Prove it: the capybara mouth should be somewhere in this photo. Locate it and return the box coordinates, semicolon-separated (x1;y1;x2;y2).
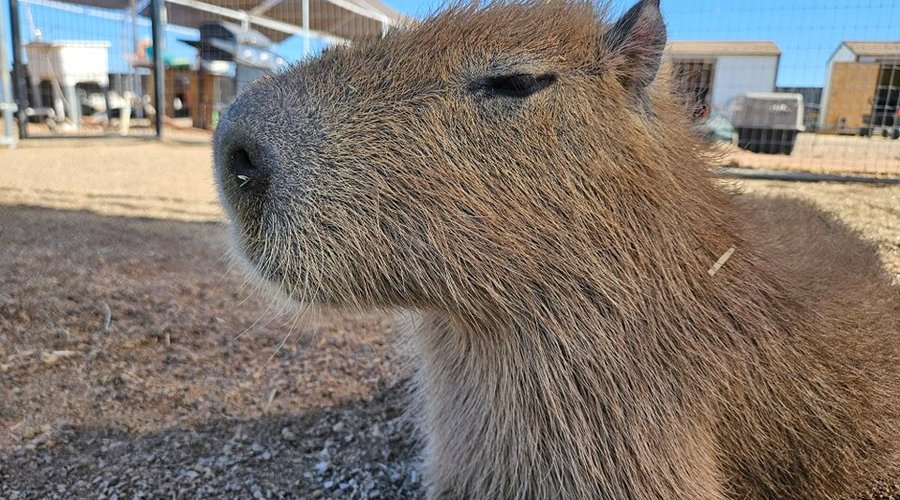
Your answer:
228;225;340;307
223;219;296;296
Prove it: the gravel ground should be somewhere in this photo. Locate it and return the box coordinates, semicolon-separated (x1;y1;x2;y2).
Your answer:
2;379;421;499
1;139;898;498
0;139;219;221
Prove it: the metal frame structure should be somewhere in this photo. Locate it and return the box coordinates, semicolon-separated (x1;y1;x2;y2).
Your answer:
150;0;166;136
9;0;30;140
5;0;400;140
672;58;716;119
162;0;350;44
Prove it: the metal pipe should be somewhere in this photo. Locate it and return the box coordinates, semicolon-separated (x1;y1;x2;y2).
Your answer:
150;0;165;138
324;0;391;25
714;167;900;186
163;0;346;44
0;0;19;147
130;0;143;119
302;0;309;57
248;0;283;17
8;0;29;138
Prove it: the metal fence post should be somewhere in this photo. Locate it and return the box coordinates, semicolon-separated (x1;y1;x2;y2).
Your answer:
0;0;18;148
8;0;28;139
302;0;310;57
150;0;165;139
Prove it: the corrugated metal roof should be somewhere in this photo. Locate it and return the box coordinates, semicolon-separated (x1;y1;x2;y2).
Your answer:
664;41;781;57
843;41;900;58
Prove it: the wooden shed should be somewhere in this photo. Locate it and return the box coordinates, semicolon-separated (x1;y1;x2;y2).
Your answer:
819;41;900;134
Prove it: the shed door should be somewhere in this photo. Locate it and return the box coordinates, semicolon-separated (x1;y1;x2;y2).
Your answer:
825;62;880;130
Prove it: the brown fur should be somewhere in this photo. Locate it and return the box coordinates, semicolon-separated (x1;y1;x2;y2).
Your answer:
213;1;900;498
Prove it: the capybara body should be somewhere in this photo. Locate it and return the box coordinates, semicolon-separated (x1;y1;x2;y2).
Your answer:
213;1;900;498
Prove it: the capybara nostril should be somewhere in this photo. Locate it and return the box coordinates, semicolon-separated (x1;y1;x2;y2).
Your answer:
230;148;255;182
227;147;267;191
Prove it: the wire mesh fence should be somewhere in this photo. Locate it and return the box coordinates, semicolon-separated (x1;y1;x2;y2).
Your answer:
658;1;899;175
1;0;898;175
2;0;397;141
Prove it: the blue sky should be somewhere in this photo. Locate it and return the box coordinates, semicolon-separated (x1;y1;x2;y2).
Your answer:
2;0;898;89
384;0;900;88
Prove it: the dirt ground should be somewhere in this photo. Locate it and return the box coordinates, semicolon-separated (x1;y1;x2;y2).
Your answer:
0;139;898;498
0;138;220;222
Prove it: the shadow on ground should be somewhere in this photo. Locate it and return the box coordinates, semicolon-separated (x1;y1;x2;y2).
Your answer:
1;383;422;499
0;205;418;498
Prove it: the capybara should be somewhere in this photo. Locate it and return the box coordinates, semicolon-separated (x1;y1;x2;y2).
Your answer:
213;1;900;498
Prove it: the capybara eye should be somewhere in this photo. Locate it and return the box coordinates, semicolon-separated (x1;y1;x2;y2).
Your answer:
473;73;557;98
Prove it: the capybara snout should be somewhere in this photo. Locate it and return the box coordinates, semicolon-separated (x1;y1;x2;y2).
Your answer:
216;0;671;310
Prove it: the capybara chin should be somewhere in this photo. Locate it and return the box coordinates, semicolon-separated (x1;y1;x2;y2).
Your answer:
212;0;899;498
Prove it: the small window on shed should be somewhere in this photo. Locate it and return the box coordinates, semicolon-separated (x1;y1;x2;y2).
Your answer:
871;63;900;129
673;59;716;121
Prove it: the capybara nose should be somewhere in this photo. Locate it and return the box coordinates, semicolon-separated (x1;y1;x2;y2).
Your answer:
214;115;272;199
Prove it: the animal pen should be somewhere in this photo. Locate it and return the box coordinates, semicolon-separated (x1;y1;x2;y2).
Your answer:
1;0;401;141
0;2;898;499
1;0;899;176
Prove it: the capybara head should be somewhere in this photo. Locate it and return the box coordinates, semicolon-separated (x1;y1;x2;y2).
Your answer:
213;0;703;318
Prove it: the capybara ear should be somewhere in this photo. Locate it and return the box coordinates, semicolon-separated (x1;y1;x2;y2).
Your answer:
604;0;666;94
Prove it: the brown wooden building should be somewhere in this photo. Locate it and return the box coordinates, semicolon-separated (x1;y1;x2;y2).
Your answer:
819;41;900;133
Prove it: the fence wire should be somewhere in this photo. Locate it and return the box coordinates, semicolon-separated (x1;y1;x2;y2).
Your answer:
1;0;898;175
